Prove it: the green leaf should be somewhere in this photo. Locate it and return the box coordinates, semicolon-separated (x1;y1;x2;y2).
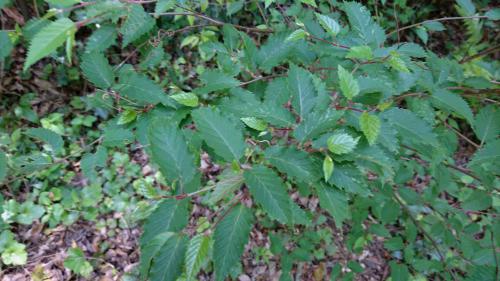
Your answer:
155;0;175;14
120;5;155;47
289;65;316;118
26;128;64;152
469;139;500;168
149;234;188;281
359;112;381;145
214;204;253;281
338;65;359;100
148;121;197;186
192;108;246;162
197;70;240;94
342;2;386;46
316;185;349;226
462;190;492;211
115;72;172;106
0;151;6;182
346;45;373;60
1;242;27;266
244;165;292;223
240;117;267;131
431;89;474;125
294;110;344;143
171;92;199;107
387;52;410;73
285;29;307;42
64;247;93;278
315;13;341;36
264;146;320;183
0;31;13;60
381;108;439;146
117;109;137;125
208;169;244;205
485;8;500;20
24;18;76;71
80;52;114;89
85;24;117;52
323;155;334;182
139;232;173;280
473;105;500;144
185;234;211;281
327;133;359;154
141;199;189;244
389;261;409;281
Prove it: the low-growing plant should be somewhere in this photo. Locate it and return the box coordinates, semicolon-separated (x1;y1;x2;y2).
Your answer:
0;0;499;280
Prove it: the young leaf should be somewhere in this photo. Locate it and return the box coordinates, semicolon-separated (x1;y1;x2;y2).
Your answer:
185;234;211;281
120;5;155;47
214;204;253;281
346;45;373;60
192;108;246;162
316;185;349;226
24;18;76;71
141;199;189;244
387;52;410;73
171;92;199;107
338;65;359;100
315;13;341;36
149;234;188;281
285;29;307;42
80;52;114;89
359;112;381;145
327;133;359;154
289;64;316;118
244;165;292;223
323;155;334;182
148;121;197;186
64;247;93;278
240;117;267;131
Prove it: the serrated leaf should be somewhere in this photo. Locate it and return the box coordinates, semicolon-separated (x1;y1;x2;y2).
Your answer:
24;18;76;71
473;105;500;144
359;112;381;145
285;29;307;42
139;232;174;280
264;146;320;183
431;89;474;125
469;139;500;168
26;128;64;152
214;204;253;281
115;72;172;106
244;165;292;223
240;117;267;131
346;45;373;60
316;13;341;36
316;185;349;226
185;234;211;281
0;31;13;60
117;109;137;125
208;169;243;205
197;70;240;94
155;0;175;14
294;110;344;143
141;199;189;244
323;155;334;182
390;262;409;281
342;2;386;46
338;65;359;100
120;5;155;47
85;24;117;52
257;33;295;72
80;52;114;89
289;64;316;118
149;234;188;281
0;151;7;182
171;92;199;107
192;108;246;162
381;108;438;146
387;52;409;73
63;247;93;278
148;121;197;186
327;133;359;154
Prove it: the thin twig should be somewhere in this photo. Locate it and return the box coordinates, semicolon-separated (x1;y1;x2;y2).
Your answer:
387;16;489;37
442;119;480;149
239;74;285;87
460;44;500;64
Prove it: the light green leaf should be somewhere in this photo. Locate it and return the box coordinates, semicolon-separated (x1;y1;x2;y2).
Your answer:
285;29;307;42
387;51;409;73
171;92;199;107
149;234;188;281
214;204;253;281
197;70;240;94
300;0;316;7
148;121;197;185
431;89;474;125
80;52;114;89
64;247;93;278
244;165;292;223
120;5;155;47
185;234;211;281
24;18;76;71
346;45;373;60
323;155;334;182
117;109;137;125
338;65;359;100
264;146;320;183
316;185;349;226
240;117;267;131
289;64;316;118
485;8;500;20
473;105;500;144
26;128;64;152
327;133;359;154
208;169;244;205
359;112;381;145
316;13;341;36
141;198;189;244
192;108;246;162
1;242;27;266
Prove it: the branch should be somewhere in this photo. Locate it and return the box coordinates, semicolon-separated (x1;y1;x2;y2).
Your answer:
460;44;500;64
386;16;489;37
